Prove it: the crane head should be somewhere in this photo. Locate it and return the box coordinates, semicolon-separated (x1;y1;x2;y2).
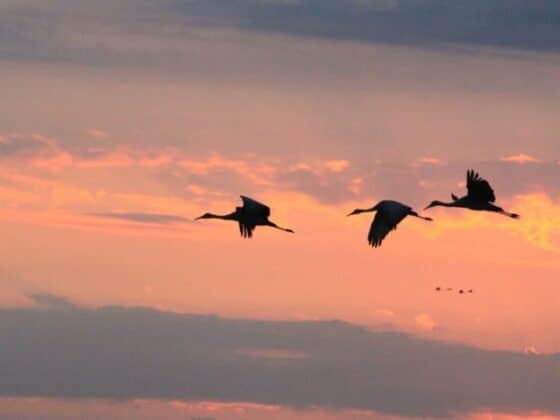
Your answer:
194;212;213;220
424;200;442;210
347;205;377;216
347;209;364;216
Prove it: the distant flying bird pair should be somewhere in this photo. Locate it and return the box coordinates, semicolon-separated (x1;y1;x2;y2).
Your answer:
195;170;519;247
436;287;473;294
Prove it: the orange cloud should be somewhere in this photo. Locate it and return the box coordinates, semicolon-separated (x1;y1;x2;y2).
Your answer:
524;345;539;355
236;347;309;360
416;156;442;166
424;193;560;253
31;151;73;171
179;154;276;186
86;129;108;139
324;159;350;172
288;162;316;174
76;151;134;168
348;176;363;195
415;314;436;330
469;412;558;420
500;154;541;164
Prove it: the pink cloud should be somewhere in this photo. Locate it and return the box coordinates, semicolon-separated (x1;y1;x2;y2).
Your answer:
324;159;350;173
76;151;134;168
523;345;539;355
416;157;442;166
348;176;363;195
86;129;108;140
179;154;277;186
500;154;540;164
236;347;309;360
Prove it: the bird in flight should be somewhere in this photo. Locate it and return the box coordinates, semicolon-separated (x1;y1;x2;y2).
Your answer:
347;200;432;248
458;289;474;295
425;170;519;218
435;287;455;292
195;195;294;238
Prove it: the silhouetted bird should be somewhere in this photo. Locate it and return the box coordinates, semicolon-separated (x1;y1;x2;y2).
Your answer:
195;196;294;238
459;289;464;294
435;287;441;291
425;170;519;219
347;200;432;248
468;289;473;293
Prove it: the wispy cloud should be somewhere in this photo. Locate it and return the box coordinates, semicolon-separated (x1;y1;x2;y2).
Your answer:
90;212;191;225
501;154;541;164
236;347;310;360
416;157;443;166
324;160;350;173
27;292;76;309
86;129;108;140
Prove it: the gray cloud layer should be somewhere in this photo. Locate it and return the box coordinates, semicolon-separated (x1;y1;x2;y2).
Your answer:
1;0;560;71
91;212;191;225
26;293;76;309
1;296;559;418
172;0;560;52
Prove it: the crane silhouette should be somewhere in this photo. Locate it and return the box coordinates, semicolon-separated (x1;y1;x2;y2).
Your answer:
435;287;454;292
425;170;519;218
195;195;294;238
347;200;432;248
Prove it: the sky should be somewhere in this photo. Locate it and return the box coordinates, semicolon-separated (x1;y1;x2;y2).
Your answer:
0;1;559;419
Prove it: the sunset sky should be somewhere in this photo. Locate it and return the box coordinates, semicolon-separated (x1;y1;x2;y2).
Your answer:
1;1;560;419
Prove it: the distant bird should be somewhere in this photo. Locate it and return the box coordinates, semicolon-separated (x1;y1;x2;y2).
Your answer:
468;289;473;293
459;289;464;294
347;200;433;248
425;169;519;218
436;287;455;292
195;195;294;238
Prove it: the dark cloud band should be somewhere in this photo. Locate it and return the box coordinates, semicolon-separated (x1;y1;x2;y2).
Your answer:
1;297;559;418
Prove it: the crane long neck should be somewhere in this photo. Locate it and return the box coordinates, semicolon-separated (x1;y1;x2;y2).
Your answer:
358;205;378;213
205;211;239;220
436;201;455;207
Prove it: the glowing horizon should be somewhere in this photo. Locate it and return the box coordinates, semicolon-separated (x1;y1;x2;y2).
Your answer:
1;1;559;418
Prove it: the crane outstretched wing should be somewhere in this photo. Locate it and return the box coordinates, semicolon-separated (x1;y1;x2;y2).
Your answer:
368;211;399;247
466;170;495;203
238;222;255;238
240;195;271;217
